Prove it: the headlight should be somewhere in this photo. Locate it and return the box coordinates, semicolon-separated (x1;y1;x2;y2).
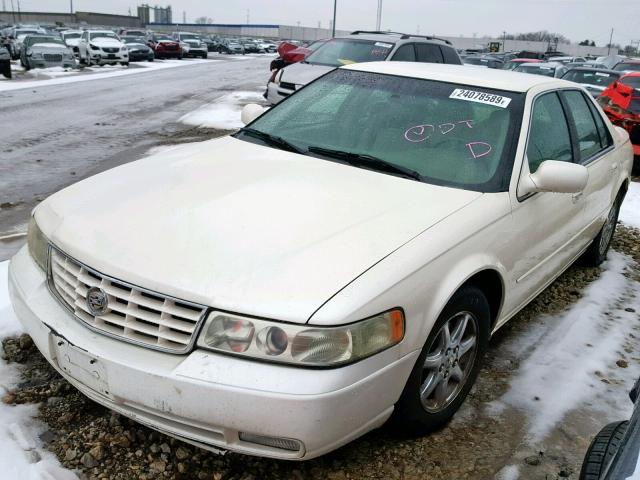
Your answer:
197;309;404;367
27;217;48;272
121;46;128;52
89;44;100;50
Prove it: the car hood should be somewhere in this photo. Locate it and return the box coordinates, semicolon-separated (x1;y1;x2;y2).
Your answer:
91;38;122;48
280;61;335;86
127;43;148;50
37;137;482;323
30;44;68;52
64;38;80;47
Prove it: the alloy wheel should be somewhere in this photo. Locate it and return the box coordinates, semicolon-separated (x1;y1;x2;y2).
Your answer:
420;311;478;413
598;202;618;256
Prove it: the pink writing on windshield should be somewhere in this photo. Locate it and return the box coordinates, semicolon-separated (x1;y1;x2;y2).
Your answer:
466;142;492;159
404;120;474;143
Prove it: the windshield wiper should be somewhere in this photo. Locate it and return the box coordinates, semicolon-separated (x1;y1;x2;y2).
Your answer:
238;128;304;154
307;146;423;181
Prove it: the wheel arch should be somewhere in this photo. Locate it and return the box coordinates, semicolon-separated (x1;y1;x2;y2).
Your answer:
459;269;504;331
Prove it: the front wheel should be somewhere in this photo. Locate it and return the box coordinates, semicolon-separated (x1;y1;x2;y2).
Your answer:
581;195;622;267
392;285;490;434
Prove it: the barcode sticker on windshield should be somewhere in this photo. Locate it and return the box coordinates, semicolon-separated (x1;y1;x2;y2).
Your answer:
374;42;393;48
450;89;512;108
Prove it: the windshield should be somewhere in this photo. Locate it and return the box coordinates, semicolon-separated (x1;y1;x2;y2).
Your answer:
614;63;640;72
63;32;81;39
122;37;144;44
621;77;640;90
514;65;556;77
305;39;394;67
27;36;64;46
90;32;118;41
238;69;524;192
465;57;490;66
180;34;200;40
155;36;172;41
562;70;618;87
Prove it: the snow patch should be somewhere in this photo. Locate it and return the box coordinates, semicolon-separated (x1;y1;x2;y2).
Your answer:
620;181;640;229
179;90;265;130
0;58;217;92
495;464;519;480
500;251;640;442
0;261;76;478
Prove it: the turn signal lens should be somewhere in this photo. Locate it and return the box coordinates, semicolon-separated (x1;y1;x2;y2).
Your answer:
200;315;255;353
197;309;404;367
27;217;48;272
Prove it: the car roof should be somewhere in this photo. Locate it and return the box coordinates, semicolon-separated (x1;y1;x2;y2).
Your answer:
342;62;567;92
517;62;561;68
565;67;619;74
338;31;451;46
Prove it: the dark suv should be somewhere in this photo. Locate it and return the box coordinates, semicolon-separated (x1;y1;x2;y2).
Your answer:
266;30;462;104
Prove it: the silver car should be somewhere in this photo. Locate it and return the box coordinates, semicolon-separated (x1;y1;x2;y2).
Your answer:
20;34;75;70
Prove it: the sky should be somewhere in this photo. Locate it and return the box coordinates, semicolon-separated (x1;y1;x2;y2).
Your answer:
8;0;640;47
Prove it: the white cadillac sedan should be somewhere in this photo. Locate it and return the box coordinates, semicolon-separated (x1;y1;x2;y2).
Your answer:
8;63;633;460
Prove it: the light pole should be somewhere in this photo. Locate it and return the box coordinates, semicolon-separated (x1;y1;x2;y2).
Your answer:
332;0;337;38
376;0;383;31
70;0;73;14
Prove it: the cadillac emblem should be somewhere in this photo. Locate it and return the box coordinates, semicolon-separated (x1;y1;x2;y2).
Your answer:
86;287;109;316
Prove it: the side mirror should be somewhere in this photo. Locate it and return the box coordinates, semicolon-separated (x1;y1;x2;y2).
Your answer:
520;160;588;195
241;103;265;125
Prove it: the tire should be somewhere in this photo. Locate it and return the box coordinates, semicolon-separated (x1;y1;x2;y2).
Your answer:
392;285;490;435
579;421;628;480
581;194;622;267
120;62;129;67
1;61;11;79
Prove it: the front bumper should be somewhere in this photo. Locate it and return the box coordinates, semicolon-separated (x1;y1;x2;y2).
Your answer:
28;59;75;69
128;51;154;61
8;246;417;460
90;50;128;64
183;47;207;57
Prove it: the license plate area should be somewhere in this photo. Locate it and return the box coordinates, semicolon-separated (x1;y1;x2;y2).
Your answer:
52;334;110;397
107;54;116;59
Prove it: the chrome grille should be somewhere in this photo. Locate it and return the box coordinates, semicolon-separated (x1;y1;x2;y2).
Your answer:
43;54;63;62
102;47;119;53
49;248;207;353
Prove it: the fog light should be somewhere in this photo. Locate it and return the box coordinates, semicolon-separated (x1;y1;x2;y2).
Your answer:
239;432;302;452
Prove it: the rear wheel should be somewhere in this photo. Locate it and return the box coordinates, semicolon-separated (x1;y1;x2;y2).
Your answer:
579;421;628;480
392;285;490;434
581;194;622;267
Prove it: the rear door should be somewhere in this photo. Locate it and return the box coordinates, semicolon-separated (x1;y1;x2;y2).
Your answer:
559;89;618;240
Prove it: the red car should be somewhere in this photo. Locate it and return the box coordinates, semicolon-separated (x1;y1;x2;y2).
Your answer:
598;72;640;172
147;34;182;60
269;40;327;82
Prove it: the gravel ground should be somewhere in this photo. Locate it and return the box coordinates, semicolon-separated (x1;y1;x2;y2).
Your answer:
2;223;639;480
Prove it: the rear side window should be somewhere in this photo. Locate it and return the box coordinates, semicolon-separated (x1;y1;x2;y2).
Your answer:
391;44;415;62
415;43;444;63
441;46;461;65
527;92;573;173
585;97;613;149
561;90;604;162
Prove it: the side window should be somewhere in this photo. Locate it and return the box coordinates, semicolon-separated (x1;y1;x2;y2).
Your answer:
415;43;444;64
527;92;573;173
585;95;613;149
561;90;603;162
441;46;461;65
391;44;415;62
